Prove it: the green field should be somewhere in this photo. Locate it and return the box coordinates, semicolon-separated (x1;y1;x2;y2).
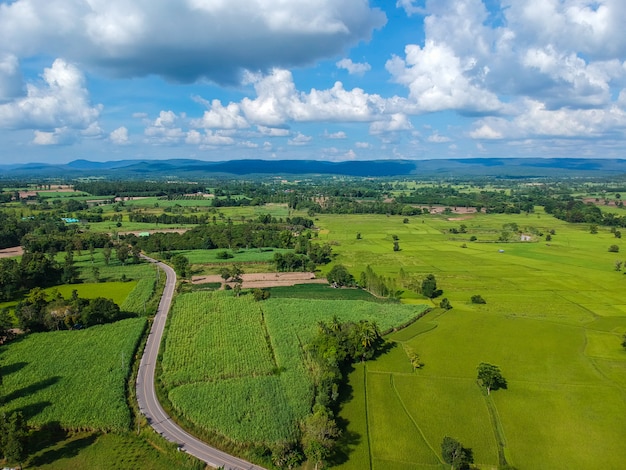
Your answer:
0;318;146;431
318;211;626;470
160;290;427;446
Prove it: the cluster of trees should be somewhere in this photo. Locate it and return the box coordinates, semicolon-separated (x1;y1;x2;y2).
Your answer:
73;181;203;197
12;288;125;333
129;217;315;253
301;317;383;468
359;265;401;298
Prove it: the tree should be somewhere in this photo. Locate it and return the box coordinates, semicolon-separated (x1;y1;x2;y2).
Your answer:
477;362;507;394
327;264;354;287
171;253;190;278
471;294;486;304
608;244;620;253
0;411;28;467
301;408;340;470
393;241;400;251
622;334;626;350
441;436;473;470
252;288;271;301
421;274;441;298
102;244;112;265
440;298;452;310
116;244;130;264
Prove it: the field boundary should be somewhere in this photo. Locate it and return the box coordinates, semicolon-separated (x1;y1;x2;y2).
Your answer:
390;374;443;465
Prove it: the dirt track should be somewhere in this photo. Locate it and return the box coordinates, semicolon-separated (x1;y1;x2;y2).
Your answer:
192;272;327;289
0;246;23;258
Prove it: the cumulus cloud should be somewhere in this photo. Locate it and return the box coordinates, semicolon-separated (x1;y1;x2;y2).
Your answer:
288;132;312;146
325;130;347;139
386;40;502;114
427;133;452;143
191;100;249;129
336;58;371;75
0;58;101;131
239;69;385;126
110;126;129;145
0;54;23;101
0;0;386;84
369;113;413;135
470;99;626;140
145;110;185;144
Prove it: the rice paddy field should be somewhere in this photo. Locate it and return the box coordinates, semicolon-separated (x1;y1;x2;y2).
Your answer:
316;210;626;470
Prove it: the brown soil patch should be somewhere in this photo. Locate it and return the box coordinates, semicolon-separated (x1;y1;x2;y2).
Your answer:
192;272;327;289
118;228;190;236
0;246;23;258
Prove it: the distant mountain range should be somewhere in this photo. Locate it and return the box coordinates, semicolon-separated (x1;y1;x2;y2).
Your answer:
1;158;626;179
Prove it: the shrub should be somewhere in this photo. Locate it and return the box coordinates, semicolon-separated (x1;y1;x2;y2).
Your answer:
216;250;234;259
440;298;452;310
609;245;620;253
471;294;486;304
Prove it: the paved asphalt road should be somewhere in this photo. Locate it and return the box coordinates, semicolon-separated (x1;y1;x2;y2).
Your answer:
136;255;266;470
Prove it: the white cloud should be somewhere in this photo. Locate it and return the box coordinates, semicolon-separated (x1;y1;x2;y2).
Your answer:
355;141;372;148
0;58;101;131
386;40;502;114
288;132;312;146
257;125;291;137
191;100;249;129
325;130;347;139
110;126;129;145
369;113;413;135
470;99;626;140
145;110;185;144
0;54;23;101
33;127;73;145
0;0;386;84
336;58;371;75
240;68;385;126
427;133;452;143
185;129;235;147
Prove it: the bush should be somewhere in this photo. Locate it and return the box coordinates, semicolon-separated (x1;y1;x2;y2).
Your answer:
440;298;452;310
252;288;271;301
216;250;234;259
609;245;620;253
471;294;486;304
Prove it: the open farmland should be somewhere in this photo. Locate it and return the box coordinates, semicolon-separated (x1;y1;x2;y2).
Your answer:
315;211;626;470
160;290;427;447
0;318;146;431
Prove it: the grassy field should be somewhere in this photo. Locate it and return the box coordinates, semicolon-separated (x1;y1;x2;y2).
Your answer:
318;210;626;470
160;290;427;447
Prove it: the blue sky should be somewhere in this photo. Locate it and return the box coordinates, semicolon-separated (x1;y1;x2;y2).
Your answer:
1;0;626;164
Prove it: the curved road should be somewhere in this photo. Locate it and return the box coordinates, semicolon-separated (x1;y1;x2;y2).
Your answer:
136;255;265;470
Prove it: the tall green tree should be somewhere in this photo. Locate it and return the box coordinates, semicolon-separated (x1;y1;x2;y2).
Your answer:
441;436;473;470
301;408;340;470
171;254;190;278
421;274;441;298
0;411;28;467
477;362;507;394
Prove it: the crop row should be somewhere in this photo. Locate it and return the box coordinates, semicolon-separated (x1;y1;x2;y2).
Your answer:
161;292;276;388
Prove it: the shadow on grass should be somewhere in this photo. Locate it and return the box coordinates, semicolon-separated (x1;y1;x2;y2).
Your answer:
0;360;28;376
14;400;53;421
29;431;98;467
330;362;363;467
2;376;61;405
